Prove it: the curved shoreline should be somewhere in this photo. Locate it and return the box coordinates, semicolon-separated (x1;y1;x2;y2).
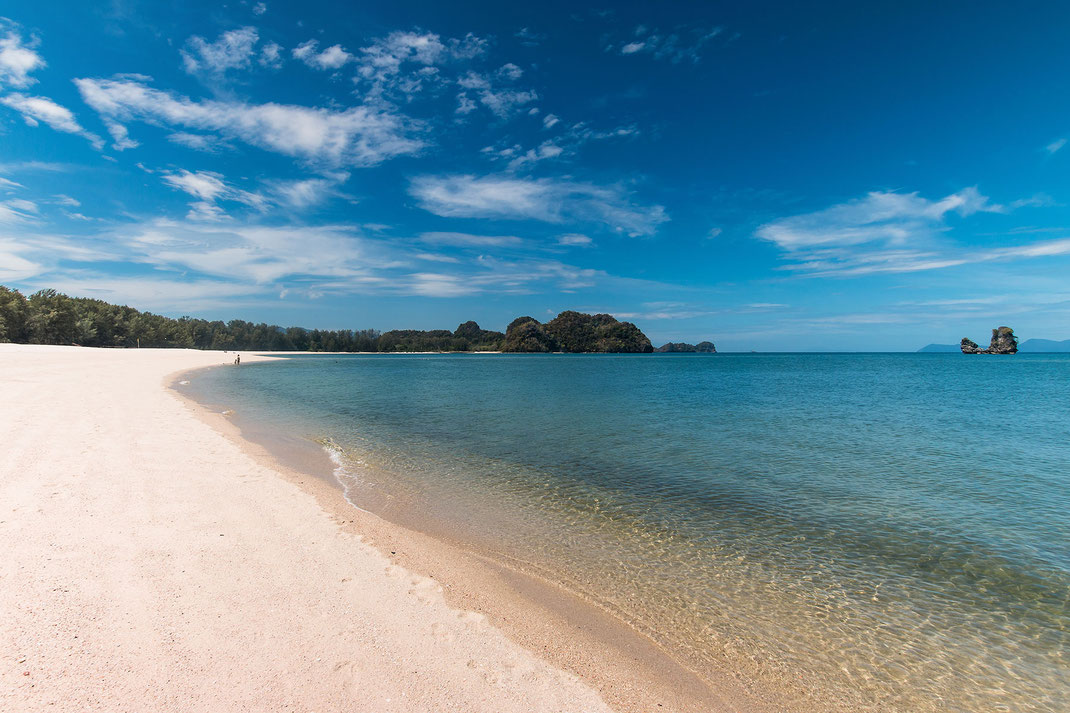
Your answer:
170;355;778;713
1;345;614;713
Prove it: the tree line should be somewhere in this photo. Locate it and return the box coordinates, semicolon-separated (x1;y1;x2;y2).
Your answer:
0;286;658;353
0;285;380;351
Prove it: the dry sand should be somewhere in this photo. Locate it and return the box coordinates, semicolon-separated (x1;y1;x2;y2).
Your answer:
0;345;619;712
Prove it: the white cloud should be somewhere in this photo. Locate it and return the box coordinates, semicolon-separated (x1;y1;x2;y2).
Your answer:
0;23;44;88
456;69;537;118
0;234;45;280
756;187;1068;276
1045;138;1066;155
104;120;138;150
557;233;592;246
181;27;260;76
356;30;486;98
268;174;349;208
0;176;22;190
161;169;266;220
506;141;563;169
0;160;71;173
707;227;722;239
419;231;524;247
614;307;716;320
6;212;629;302
293;40;352;70
347;29;495;103
162;170;228;201
252;2;267;15
0;198;39;223
259;41;283;69
185;200;228;221
358;31;445;84
484;122;639;169
515;28;545;46
498;63;523;80
111;219;391;284
409;174;668;236
75;76;424;167
0;93;103;149
46;275;265;311
455;93;477;115
167;131;227;152
757;187;1001;252
615;26;723;63
404;272;477;297
542;113;559;129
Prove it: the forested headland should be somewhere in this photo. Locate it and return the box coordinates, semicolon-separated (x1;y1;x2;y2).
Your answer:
0;286;655;353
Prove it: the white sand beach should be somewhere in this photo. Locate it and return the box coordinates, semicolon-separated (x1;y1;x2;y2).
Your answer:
0;345;619;712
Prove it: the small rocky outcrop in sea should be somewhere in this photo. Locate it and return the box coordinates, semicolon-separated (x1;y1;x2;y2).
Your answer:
656;341;717;353
960;327;1018;354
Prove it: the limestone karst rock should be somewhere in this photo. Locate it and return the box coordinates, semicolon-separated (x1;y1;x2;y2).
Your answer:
987;326;1018;354
961;327;1018;354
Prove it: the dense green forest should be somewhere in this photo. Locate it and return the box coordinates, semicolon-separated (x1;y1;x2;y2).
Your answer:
0;286;655;353
501;312;653;353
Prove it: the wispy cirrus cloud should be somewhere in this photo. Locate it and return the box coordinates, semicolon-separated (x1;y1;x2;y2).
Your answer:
267;173;350;209
557;233;592;247
160;169;266;221
75;76;424;167
409;174;667;236
758;187;1001;251
483;121;639;170
8;214;623;304
612;24;725;63
0;197;39;224
167;131;229;152
0;93;103;149
757;187;1070;276
419;231;524;247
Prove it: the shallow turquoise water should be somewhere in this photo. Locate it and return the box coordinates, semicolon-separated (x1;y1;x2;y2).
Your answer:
192;353;1070;712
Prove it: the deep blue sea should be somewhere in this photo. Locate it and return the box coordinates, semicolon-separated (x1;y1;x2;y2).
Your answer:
190;353;1070;712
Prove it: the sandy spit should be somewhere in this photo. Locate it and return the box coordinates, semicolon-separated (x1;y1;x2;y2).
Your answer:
0;345;614;712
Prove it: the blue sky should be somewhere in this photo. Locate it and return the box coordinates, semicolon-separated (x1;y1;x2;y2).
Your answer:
2;1;1070;350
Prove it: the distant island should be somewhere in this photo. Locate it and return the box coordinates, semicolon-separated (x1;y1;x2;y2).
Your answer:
0;285;663;354
917;343;962;353
1015;338;1070;352
919;331;1070;353
655;341;716;353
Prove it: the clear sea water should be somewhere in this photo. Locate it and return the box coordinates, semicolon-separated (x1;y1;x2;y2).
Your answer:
191;353;1069;712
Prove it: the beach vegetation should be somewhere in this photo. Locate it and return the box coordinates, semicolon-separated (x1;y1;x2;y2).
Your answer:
0;285;656;354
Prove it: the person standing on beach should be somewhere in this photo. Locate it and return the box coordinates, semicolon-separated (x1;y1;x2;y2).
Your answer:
234;354;240;365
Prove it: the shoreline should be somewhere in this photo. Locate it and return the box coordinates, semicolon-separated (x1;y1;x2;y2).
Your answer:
1;345;615;712
172;357;777;713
